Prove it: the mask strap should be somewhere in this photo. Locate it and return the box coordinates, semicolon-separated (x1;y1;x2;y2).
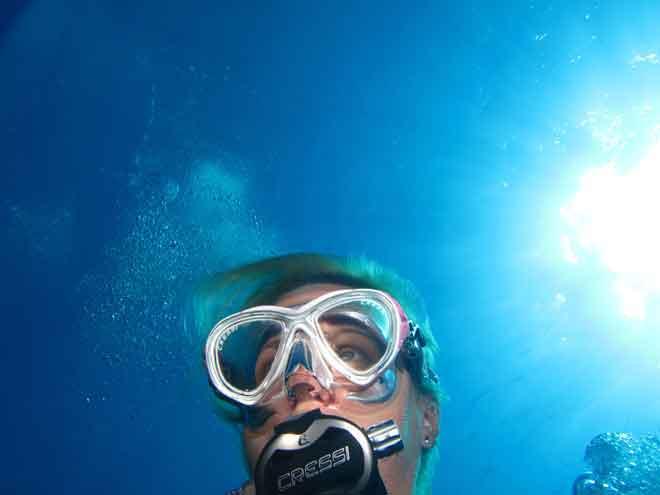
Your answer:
401;321;439;385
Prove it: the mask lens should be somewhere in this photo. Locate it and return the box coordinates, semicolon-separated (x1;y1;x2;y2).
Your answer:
319;299;392;371
216;319;284;392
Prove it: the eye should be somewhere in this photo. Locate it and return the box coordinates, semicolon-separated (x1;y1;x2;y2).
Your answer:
338;347;362;362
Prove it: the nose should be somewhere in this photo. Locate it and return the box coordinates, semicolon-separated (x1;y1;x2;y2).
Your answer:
286;371;328;403
284;339;332;405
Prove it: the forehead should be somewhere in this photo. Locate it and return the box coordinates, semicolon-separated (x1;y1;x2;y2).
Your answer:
273;283;354;308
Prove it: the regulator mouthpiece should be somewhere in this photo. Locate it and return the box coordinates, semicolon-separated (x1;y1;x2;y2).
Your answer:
253;409;403;495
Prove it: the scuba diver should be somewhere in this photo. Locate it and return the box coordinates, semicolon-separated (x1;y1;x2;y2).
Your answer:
192;253;444;495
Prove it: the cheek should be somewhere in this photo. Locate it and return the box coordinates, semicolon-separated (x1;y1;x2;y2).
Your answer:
383;372;423;451
241;400;293;471
375;374;424;489
242;430;268;472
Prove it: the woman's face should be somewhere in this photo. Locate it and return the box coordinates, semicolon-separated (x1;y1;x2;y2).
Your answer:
240;283;439;495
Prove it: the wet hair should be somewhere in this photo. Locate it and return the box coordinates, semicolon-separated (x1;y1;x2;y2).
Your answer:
189;253;446;494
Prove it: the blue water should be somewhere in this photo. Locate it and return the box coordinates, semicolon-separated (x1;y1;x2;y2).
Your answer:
3;1;660;494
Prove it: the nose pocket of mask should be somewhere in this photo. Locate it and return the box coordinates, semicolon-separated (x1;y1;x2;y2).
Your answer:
285;337;315;380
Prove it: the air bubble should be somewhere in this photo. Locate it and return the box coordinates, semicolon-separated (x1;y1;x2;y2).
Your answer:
163;179;180;203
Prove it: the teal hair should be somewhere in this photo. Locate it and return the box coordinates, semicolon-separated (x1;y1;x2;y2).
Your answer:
189;253;446;494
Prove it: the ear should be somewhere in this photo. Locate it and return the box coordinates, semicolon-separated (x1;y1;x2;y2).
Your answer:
418;394;440;449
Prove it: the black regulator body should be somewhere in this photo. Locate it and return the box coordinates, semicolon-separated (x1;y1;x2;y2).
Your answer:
252;409;403;495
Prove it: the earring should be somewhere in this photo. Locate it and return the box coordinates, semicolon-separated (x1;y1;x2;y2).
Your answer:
423;437;433;447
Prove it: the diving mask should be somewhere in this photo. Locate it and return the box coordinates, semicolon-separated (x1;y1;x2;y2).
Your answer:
204;289;425;408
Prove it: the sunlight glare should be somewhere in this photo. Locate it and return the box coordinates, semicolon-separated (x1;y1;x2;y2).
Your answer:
562;142;660;319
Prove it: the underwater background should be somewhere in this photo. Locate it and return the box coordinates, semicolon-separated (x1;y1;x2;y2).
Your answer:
3;1;660;494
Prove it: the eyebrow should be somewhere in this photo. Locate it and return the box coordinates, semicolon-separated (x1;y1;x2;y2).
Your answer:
320;313;387;348
321;312;376;329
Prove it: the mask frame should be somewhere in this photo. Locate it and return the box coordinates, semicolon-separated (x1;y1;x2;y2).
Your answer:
205;289;410;407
